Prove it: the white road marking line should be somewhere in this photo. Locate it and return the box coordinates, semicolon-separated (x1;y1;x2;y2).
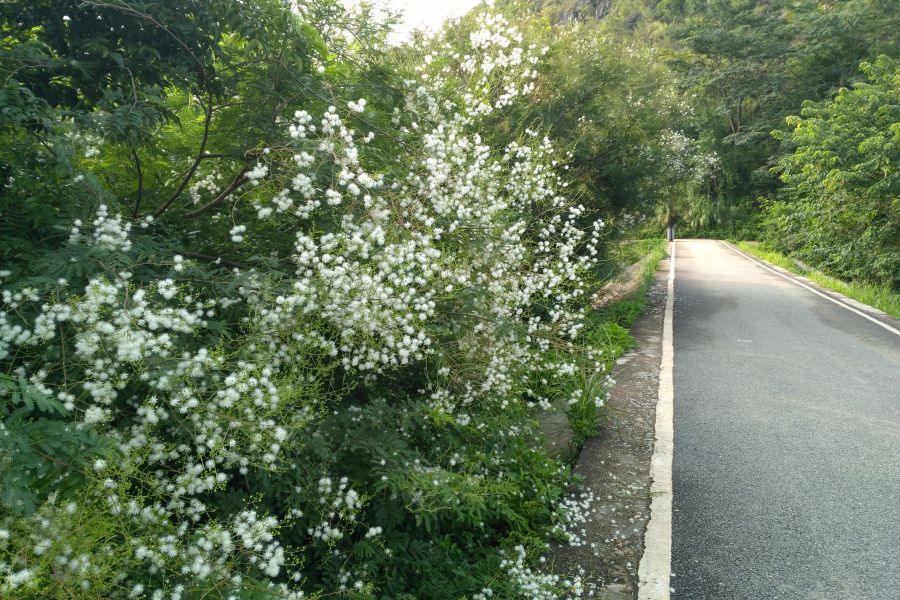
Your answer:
638;241;675;600
720;241;900;338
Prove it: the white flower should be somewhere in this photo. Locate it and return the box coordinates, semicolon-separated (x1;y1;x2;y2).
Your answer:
84;406;108;424
0;15;607;596
229;225;247;243
347;98;367;113
247;164;268;185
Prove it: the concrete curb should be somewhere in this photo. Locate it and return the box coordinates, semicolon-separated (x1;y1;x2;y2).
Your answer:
593;252;656;309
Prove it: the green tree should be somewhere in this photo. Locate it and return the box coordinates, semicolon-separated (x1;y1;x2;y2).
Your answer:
0;0;336;273
457;6;697;232
771;56;900;287
666;0;799;195
666;0;900;202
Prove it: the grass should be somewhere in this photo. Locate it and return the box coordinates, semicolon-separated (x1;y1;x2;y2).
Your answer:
635;239;668;293
557;237;669;454
587;322;637;371
733;241;900;320
619;238;667;265
556;364;613;447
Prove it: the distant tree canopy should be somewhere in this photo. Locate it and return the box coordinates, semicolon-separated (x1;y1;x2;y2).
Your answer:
525;0;900;282
662;0;900;199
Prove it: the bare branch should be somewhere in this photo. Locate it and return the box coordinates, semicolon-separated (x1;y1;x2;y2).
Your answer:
183;166;250;219
2;63;50;89
131;148;143;219
152;96;213;219
183;252;243;270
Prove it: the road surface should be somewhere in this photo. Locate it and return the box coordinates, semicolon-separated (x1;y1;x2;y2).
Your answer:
671;239;900;600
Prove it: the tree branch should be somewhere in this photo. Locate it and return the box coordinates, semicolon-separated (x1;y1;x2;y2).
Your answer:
29;446;88;477
183;166;250;219
31;133;57;158
183;252;243;270
80;1;210;90
78;1;218;221
152;95;213;219
116;65;138;112
2;63;51;89
131;148;143;219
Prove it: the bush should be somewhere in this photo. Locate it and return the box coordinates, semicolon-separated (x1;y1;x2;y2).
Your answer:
771;56;900;289
0;6;614;598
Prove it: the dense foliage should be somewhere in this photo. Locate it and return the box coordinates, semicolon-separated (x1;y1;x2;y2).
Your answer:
8;0;898;596
535;0;898;252
0;1;699;598
549;0;900;286
663;0;900;199
770;56;900;287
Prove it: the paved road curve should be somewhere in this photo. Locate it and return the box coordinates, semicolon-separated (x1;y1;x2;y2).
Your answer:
671;239;900;600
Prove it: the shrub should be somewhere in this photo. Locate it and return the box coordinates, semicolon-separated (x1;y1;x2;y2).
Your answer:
0;7;607;598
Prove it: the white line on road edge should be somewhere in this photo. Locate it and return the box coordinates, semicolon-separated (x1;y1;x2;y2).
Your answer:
638;241;675;600
720;241;900;338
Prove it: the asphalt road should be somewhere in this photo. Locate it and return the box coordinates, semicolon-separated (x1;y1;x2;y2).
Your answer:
671;239;900;600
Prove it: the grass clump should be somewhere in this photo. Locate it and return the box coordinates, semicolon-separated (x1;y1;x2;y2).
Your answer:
733;241;798;272
618;238;667;265
734;241;900;320
588;322;637;369
556;363;614;447
596;300;646;329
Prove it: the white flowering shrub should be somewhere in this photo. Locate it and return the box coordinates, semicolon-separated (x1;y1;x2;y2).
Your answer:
0;7;626;600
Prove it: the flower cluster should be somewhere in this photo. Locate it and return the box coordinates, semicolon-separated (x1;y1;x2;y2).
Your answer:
66;204;133;252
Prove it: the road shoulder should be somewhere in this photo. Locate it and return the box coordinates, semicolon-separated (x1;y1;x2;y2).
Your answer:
551;248;671;599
